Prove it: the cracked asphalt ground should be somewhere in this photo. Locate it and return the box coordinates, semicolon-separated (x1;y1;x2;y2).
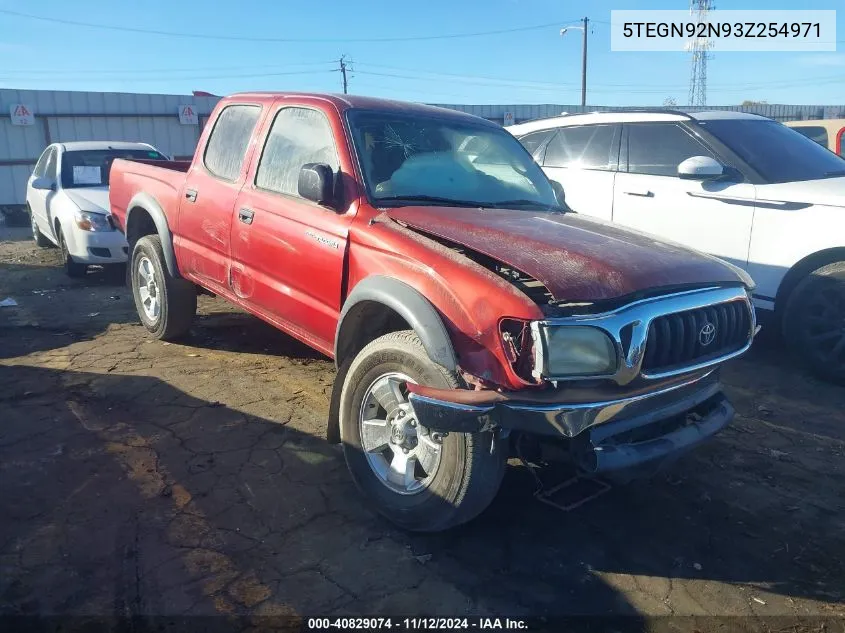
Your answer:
1;222;844;631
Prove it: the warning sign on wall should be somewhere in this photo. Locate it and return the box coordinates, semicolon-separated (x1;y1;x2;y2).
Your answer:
178;104;198;125
10;104;35;126
503;112;515;127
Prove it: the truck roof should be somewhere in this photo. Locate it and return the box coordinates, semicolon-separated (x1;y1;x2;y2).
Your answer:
226;92;499;127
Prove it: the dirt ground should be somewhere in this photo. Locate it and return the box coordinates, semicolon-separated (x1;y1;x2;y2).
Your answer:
1;222;844;631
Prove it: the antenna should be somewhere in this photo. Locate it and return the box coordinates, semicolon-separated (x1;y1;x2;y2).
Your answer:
687;0;713;107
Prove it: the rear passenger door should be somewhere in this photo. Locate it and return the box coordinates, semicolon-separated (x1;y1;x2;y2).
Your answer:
231;104;356;356
540;124;620;222
176;103;264;292
612;122;756;268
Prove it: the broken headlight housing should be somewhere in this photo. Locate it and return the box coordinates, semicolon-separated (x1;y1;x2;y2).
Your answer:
532;324;618;379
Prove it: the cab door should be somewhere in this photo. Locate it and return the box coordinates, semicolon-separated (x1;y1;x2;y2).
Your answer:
230;103;357;355
28;147;58;237
175;103;264;293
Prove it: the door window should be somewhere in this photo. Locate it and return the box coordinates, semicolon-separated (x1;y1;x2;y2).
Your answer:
517;129;556;162
44;149;58;181
544;125;618;170
626;123;714;177
255;107;339;198
32;148;52;178
203;104;262;181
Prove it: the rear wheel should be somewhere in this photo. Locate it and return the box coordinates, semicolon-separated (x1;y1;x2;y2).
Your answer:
58;226;87;278
339;330;506;532
783;261;845;385
30;209;51;247
130;235;196;340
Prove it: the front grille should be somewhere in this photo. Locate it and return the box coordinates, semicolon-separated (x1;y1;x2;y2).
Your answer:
641;300;751;374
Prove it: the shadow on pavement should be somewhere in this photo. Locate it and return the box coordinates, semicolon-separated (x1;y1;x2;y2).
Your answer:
2;361;843;623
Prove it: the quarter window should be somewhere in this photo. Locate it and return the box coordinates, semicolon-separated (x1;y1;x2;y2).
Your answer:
517;130;555;161
203;105;262;181
255;107;339;197
626;123;714;177
544;125;618;170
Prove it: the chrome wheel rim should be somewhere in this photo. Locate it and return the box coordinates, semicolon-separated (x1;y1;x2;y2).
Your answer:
136;256;161;322
359;372;443;495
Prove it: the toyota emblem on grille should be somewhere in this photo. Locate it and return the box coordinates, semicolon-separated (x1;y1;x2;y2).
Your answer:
699;322;717;347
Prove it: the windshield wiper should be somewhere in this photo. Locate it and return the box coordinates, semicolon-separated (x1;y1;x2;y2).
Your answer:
494;199;567;212
375;195;484;208
822;170;845;178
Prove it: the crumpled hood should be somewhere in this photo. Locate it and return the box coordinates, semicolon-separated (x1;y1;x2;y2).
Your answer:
386;206;749;302
63;187;110;214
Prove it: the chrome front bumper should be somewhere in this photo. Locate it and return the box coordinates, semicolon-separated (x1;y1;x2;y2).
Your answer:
407;369;733;474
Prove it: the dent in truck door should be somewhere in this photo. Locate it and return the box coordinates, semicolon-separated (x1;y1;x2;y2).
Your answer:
176;104;263;292
231;104;354;355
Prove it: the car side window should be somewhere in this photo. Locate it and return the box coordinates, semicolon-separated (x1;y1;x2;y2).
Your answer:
790;126;828;148
255;107;339;198
32;148;51;178
517;130;555;162
626;123;714;177
44;149;58;181
203;104;262;181
543;125;618;170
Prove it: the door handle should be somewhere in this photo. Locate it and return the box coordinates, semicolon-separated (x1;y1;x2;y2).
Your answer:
238;208;255;225
185;189;197;202
623;189;653;197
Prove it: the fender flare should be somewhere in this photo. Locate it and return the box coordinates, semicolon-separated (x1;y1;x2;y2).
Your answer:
125;192;181;278
334;276;457;372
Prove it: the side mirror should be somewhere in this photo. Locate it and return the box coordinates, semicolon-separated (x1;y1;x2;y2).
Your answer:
298;163;335;208
678;156;724;180
31;177;56;191
551;180;566;207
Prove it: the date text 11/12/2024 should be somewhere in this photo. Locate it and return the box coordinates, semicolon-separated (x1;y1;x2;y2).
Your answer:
307;618;529;630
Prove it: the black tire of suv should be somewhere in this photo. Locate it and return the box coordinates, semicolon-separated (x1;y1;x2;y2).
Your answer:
783;261;845;385
339;330;506;532
30;209;51;248
58;226;87;278
130;235;196;340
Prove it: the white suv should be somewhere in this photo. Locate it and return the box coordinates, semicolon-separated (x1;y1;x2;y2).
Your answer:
508;110;845;383
26;141;167;277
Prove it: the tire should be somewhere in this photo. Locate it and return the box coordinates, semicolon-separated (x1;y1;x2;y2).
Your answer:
58;226;87;278
30;209;51;247
782;261;845;385
130;235;196;340
339;330;506;532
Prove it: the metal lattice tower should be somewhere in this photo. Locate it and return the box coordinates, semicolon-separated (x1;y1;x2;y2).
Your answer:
687;0;714;106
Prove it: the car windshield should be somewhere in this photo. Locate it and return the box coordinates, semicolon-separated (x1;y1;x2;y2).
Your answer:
61;148;167;189
698;119;845;183
347;110;561;210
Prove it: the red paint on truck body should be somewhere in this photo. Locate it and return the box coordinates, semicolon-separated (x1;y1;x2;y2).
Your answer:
110;92;749;392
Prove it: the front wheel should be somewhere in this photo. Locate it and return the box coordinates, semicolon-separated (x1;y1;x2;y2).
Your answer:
783;261;845;385
30;210;51;247
339;330;506;532
130;235;196;340
58;226;87;278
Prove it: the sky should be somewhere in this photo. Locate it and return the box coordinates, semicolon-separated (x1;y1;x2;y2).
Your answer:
0;0;842;106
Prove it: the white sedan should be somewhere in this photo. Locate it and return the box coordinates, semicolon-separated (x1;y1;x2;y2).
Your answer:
26;141;167;277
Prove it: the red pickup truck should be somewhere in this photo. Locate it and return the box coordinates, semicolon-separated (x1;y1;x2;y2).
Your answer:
110;93;757;531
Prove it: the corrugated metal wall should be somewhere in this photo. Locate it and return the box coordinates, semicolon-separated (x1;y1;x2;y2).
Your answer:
0;89;221;206
2;88;844;206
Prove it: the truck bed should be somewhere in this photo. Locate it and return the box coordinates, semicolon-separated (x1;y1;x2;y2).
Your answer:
109;158;189;233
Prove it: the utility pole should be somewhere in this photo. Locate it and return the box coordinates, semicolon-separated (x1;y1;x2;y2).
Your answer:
560;18;589;108
687;0;713;106
580;16;588;108
340;55;349;94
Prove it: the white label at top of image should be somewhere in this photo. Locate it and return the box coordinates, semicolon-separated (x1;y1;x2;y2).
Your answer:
610;10;836;52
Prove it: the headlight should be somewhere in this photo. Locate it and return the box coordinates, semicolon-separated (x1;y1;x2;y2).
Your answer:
534;325;617;377
74;210;112;232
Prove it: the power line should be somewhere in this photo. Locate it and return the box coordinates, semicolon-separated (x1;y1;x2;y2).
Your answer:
0;69;339;83
0;61;338;76
0;9;577;43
